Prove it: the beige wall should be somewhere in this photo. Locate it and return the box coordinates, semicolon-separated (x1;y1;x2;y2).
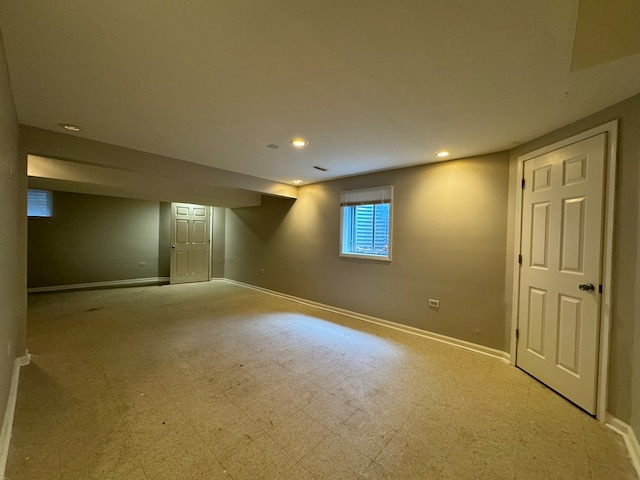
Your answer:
28;192;171;288
507;94;640;428
225;152;510;350
0;32;26;425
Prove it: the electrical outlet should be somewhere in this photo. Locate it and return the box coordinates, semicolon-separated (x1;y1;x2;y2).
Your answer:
259;268;265;274
139;261;146;267
428;299;440;308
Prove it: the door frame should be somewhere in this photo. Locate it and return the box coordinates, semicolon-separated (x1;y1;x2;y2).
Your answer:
169;202;212;284
509;120;618;421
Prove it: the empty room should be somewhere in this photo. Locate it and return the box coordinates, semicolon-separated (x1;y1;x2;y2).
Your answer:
1;1;640;479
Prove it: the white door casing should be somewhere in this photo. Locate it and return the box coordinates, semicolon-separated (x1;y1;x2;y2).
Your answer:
516;133;607;414
170;202;211;284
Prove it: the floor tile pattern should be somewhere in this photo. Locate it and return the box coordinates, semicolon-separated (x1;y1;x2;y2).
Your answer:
6;282;638;479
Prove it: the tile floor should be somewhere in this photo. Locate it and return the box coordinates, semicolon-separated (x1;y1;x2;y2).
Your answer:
6;281;638;479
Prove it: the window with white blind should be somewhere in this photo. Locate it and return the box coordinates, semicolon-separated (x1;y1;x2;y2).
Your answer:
340;186;393;260
27;189;52;217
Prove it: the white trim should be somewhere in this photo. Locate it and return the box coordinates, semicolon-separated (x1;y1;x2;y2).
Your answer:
338;253;392;262
605;414;640;478
1;353;31;479
224;279;510;363
510;120;618;421
170;203;212;285
209;207;213;281
339;185;394;262
597;120;618;421
27;277;170;293
509;157;525;364
517;121;618;161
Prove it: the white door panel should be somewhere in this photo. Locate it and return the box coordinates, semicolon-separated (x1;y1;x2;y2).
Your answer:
170;202;211;284
517;133;606;414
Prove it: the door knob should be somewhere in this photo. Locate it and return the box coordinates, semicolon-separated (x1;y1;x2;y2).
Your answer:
579;283;595;292
172;244;176;248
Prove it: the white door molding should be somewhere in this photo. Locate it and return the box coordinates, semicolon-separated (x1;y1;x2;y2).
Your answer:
170;202;211;284
510;120;618;421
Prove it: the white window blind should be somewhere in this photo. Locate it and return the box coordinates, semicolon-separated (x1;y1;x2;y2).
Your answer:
27;189;52;217
340;186;393;206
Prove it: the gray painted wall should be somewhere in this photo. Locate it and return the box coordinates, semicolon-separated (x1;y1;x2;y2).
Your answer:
224;152;510;350
507;94;640;430
28;192;171;288
0;32;26;430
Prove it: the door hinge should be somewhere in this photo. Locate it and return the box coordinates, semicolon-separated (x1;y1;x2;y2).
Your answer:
515;328;520;340
599;284;603;294
518;254;522;265
521;178;525;189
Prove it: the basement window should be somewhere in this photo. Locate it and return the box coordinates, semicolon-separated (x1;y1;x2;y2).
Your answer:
340;186;393;261
27;189;52;217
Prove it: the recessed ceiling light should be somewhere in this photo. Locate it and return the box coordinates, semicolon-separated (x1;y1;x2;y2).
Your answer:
291;179;304;185
291;138;308;148
59;123;82;132
435;150;450;158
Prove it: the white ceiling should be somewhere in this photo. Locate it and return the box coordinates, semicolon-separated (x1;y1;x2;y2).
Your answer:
1;0;639;186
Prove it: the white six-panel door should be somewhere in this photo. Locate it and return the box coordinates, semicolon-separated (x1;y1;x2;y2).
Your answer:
517;133;606;414
170;203;210;284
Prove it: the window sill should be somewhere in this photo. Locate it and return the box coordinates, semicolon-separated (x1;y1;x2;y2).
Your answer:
340;253;391;262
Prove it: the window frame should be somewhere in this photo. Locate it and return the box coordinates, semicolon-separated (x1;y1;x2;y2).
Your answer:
339;186;393;261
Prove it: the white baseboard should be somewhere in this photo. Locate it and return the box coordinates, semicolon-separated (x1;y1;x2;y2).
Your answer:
27;277;170;293
0;353;31;479
224;279;510;364
606;415;640;478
